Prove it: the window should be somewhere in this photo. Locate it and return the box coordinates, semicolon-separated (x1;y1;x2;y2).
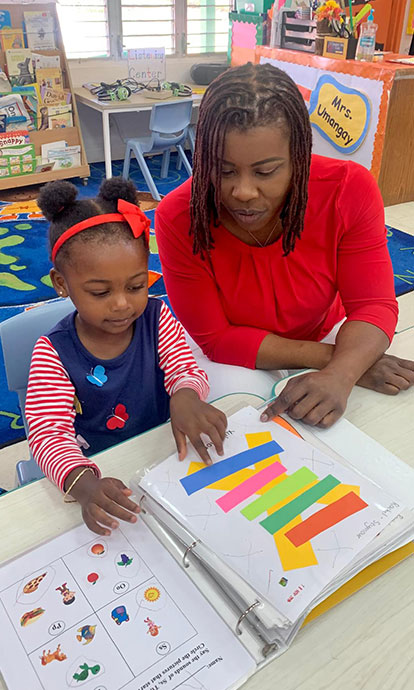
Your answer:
187;0;230;54
121;0;175;55
57;0;110;59
57;0;231;59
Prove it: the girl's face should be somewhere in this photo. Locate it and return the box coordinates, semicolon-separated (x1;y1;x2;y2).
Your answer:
51;239;148;342
218;124;292;237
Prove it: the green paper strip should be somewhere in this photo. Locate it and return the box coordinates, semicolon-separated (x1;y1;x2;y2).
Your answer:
241;466;317;521
260;475;341;535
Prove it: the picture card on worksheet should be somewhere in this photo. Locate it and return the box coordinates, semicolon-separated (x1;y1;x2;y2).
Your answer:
139;406;402;623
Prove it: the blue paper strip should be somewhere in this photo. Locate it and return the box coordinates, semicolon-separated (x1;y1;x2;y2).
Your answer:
180;440;284;496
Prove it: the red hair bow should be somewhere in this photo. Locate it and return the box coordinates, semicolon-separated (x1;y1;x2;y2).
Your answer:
117;198;150;243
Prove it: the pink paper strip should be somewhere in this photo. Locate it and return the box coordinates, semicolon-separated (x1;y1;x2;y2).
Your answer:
216;462;287;513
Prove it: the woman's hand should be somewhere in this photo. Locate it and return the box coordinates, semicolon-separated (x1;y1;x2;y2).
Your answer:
65;468;140;536
170;388;228;465
356;354;414;394
260;370;353;429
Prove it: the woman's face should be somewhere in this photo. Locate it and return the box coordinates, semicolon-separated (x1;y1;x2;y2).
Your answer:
218;124;292;235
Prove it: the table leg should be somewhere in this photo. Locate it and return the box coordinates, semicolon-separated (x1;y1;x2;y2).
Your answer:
102;110;112;179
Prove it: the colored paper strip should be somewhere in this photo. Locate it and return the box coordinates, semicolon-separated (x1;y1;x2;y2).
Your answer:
241;467;317;521
216;462;287;513
260;475;341;535
245;431;273;448
318;483;360;505
180;441;284;496
285;491;368;547
273;516;318;570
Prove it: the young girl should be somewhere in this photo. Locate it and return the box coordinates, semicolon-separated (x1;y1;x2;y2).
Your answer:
26;177;227;536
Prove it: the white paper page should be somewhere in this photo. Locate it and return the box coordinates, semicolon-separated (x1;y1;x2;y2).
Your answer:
0;521;255;690
139;406;402;623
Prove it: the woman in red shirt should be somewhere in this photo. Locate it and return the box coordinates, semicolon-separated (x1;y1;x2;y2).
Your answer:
156;63;414;429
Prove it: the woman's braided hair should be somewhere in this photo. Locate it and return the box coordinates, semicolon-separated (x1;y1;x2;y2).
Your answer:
190;62;312;257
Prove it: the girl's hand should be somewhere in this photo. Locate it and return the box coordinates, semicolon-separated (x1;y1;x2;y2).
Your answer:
65;468;140;536
356;354;414;394
170;388;228;465
260;370;353;429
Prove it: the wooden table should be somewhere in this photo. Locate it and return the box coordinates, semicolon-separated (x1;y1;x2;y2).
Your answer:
1;372;413;689
74;88;202;180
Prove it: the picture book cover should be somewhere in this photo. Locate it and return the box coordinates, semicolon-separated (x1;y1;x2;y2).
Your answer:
36;67;63;91
0;94;31;130
12;84;41;130
139;406;403;623
40;85;70;106
0;9;11;31
0;28;24;51
0;68;12;94
5;49;34;87
47;105;73;129
32;52;61;72
24;10;56;51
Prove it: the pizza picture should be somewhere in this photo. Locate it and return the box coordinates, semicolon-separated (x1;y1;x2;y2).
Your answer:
23;572;47;594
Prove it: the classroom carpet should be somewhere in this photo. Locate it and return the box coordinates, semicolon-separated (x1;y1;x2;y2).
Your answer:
0;156;413;448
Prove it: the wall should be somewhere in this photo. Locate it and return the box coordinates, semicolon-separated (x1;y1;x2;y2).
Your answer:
69;55;215;163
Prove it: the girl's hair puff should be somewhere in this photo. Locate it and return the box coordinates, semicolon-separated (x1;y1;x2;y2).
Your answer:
38;177;147;268
190;62;312;258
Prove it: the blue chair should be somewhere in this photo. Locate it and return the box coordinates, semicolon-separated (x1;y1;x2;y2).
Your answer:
0;298;74;486
122;100;193;201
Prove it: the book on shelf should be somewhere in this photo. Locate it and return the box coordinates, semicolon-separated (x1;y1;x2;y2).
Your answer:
34;158;56;174
11;84;41;131
40;85;71;106
0;10;11;31
0;28;25;51
24;10;56;51
5;49;34;87
0;142;36;178
36;67;63;91
47;104;73;129
32;52;61;72
0;93;31;131
0;406;413;690
0;68;12;95
46;144;80;169
0;130;30;148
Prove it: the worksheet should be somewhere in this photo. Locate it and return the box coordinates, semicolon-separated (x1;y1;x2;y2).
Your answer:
139;406;402;623
0;521;255;690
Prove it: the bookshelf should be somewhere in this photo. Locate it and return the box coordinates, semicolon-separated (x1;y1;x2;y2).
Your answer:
0;2;89;190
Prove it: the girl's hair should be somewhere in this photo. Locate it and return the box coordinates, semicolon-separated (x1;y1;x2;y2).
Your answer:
190;62;312;257
37;177;147;268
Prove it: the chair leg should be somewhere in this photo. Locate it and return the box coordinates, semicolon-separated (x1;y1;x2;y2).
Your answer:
188;125;195;153
176;149;182;171
177;145;192;177
122;144;132;180
133;146;161;201
161;150;171;178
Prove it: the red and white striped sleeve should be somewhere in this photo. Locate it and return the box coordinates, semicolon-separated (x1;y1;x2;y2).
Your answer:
158;301;209;400
25;336;100;492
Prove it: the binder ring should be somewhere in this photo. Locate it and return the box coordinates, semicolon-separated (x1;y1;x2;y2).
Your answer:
235;601;260;636
182;540;200;568
139;494;147;514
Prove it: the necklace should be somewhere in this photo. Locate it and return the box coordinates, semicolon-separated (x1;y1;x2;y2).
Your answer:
244;217;282;248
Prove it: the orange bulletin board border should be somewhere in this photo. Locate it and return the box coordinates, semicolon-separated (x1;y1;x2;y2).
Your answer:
255;46;396;179
408;0;414;35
